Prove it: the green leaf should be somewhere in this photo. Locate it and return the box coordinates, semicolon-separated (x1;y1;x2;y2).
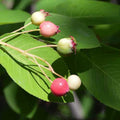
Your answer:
35;0;65;12
94;24;120;47
104;107;120;120
24;18;39;37
0;34;73;103
24;14;100;49
76;46;120;111
0;10;30;25
47;14;100;49
36;0;120;25
4;81;38;118
0;23;23;35
0;3;7;10
14;0;32;10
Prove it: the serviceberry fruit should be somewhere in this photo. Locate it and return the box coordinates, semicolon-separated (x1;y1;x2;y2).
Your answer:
68;75;81;90
39;21;60;37
50;78;69;96
31;9;49;25
57;36;76;54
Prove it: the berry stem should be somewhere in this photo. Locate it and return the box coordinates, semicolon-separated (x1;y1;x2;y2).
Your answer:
33;57;52;83
11;22;32;33
0;29;40;42
25;45;57;52
0;41;64;80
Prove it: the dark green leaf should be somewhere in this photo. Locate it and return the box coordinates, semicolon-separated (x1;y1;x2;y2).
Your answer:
14;0;32;10
76;46;120;111
0;23;23;35
104;107;120;120
94;24;120;48
24;14;100;49
4;82;38;118
36;0;120;25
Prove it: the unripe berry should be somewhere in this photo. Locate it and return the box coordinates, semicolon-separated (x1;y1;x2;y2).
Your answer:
68;75;81;90
39;21;60;37
57;36;76;54
31;9;49;25
50;78;69;96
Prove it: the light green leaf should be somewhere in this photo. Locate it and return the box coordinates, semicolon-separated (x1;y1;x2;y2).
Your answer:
76;46;120;111
4;81;38;118
0;34;73;103
0;3;7;10
0;10;30;25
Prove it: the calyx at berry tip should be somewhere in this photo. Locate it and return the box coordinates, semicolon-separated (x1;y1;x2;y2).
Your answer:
57;36;77;54
39;9;50;17
70;36;77;53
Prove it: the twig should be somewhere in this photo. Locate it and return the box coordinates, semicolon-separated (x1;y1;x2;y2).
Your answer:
33;57;52;83
25;45;57;52
11;22;32;33
0;41;64;80
0;29;40;42
28;58;50;71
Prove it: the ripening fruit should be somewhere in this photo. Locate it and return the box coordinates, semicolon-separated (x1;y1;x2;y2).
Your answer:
31;9;49;25
57;36;76;54
50;78;69;96
68;75;81;90
39;21;60;37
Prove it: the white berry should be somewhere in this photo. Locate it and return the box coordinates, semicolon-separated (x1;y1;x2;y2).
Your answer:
57;38;74;54
31;10;49;25
68;75;81;90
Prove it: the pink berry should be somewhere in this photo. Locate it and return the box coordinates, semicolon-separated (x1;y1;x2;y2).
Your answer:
39;21;60;37
50;78;69;96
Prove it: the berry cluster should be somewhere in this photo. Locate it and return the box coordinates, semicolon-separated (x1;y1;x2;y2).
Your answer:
31;10;76;55
51;75;81;96
31;10;81;96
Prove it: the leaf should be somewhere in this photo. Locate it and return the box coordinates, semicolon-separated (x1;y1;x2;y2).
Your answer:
0;3;7;10
47;14;100;49
35;0;65;12
94;24;120;47
0;23;23;35
4;81;38;118
0;10;30;25
75;46;120;111
0;34;73;103
36;0;120;25
14;0;32;10
103;107;120;120
23;18;40;37
24;14;100;49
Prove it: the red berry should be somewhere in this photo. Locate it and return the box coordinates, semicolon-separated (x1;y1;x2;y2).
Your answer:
50;78;69;96
39;21;60;37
